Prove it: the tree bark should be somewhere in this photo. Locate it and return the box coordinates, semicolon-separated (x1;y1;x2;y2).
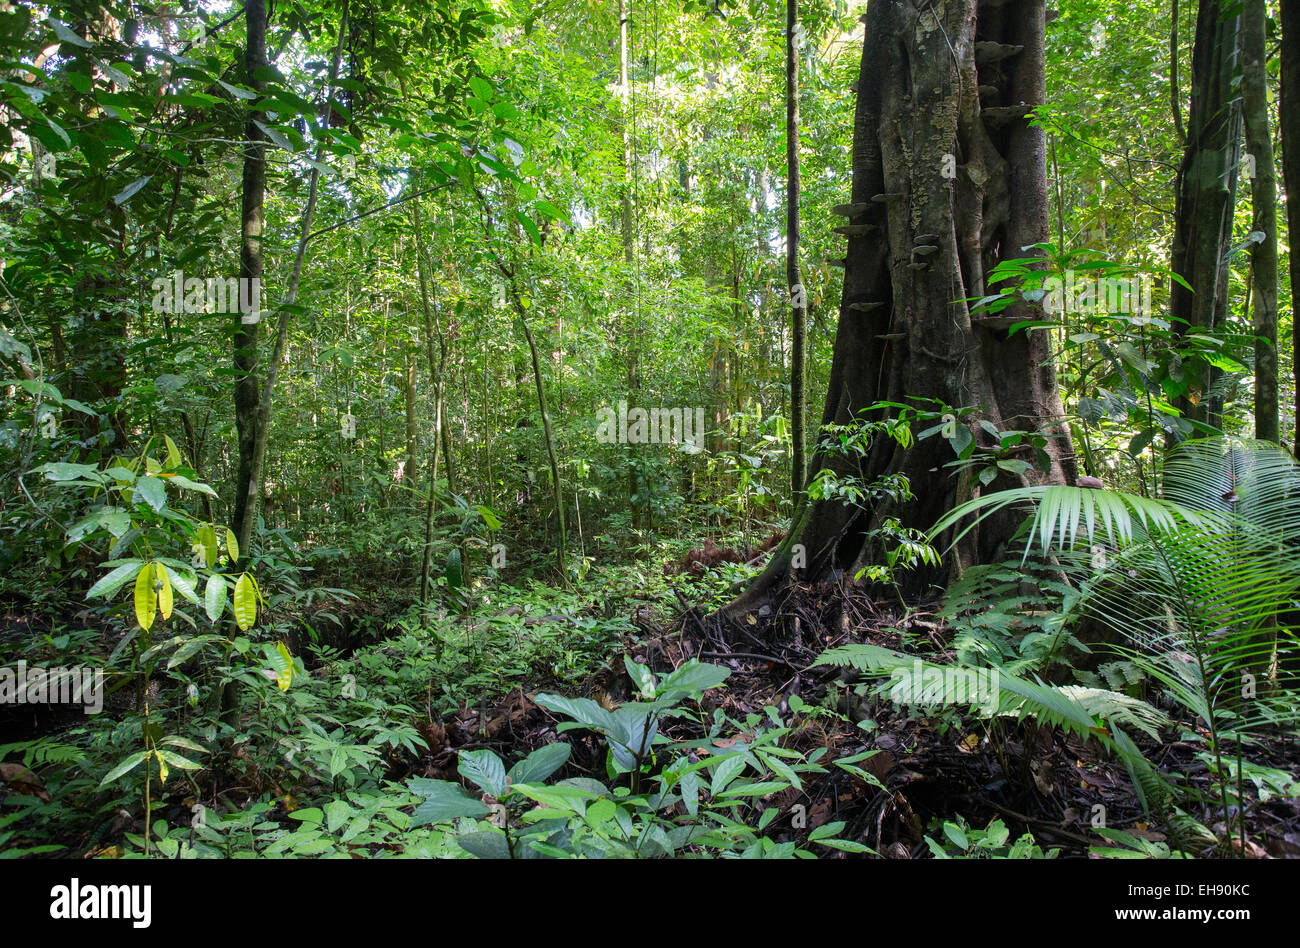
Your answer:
411;197;446;603
618;0;641;526
1280;0;1300;451
233;0;349;552
1168;0;1242;433
1242;0;1277;443
231;0;267;545
786;0;807;497
403;349;418;486
730;0;1075;619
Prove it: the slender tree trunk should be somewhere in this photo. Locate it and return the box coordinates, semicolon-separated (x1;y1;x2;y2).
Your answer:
1243;0;1278;443
234;0;349;552
618;0;641;526
786;0;807;497
231;0;267;545
731;0;1075;620
411;197;446;603
1170;0;1186;145
1281;0;1300;451
403;350;418;486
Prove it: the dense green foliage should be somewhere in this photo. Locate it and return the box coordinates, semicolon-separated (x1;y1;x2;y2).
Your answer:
0;0;1296;861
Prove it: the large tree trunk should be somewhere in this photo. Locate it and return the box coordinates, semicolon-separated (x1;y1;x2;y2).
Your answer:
1242;0;1277;444
1168;0;1242;432
1281;0;1300;452
729;0;1075;618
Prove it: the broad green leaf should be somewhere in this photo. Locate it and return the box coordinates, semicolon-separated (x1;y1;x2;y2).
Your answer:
100;751;149;786
161;736;208;754
112;175;151;206
154;749;201;771
49;19;93;48
134;563;157;631
162;566;199;606
458;748;508;797
507;743;571;785
233;572;257;630
408;778;490;826
204;574;225;622
324;799;352;834
40;462;102;482
458;830;510;859
134;475;166;512
86;561;144;599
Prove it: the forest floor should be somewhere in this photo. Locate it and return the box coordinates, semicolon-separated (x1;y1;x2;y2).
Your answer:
4;564;1300;858
414;578;1300;858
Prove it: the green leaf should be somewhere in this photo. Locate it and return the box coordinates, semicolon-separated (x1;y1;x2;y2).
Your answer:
112;175;151;206
86;561;144;599
161;736;208;755
253;120;293;152
324;799;352;834
163;565;199;606
656;659;730;701
40;462;102;482
516;212;542;245
711;753;747;794
167;474;217;496
134;563;157;631
458;748;508;797
217;80;258;100
49;19;93;48
809;820;847;841
408;778;490;826
507;743;571;785
445;548;463;589
166;636;211;669
154;749;201;770
624;656;656;698
943;822;969;850
233;573;257;631
100;751;149;786
203;575;225;622
534;200;565;221
458;830;511;859
133;476;166;512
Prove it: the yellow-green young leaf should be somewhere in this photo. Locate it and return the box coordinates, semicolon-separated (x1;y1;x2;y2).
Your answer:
157;565;173;620
274;641;294;691
233;572;257;631
134;563;157;631
226;528;239;563
164;434;181;469
198;524;218;567
154;749;169;785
